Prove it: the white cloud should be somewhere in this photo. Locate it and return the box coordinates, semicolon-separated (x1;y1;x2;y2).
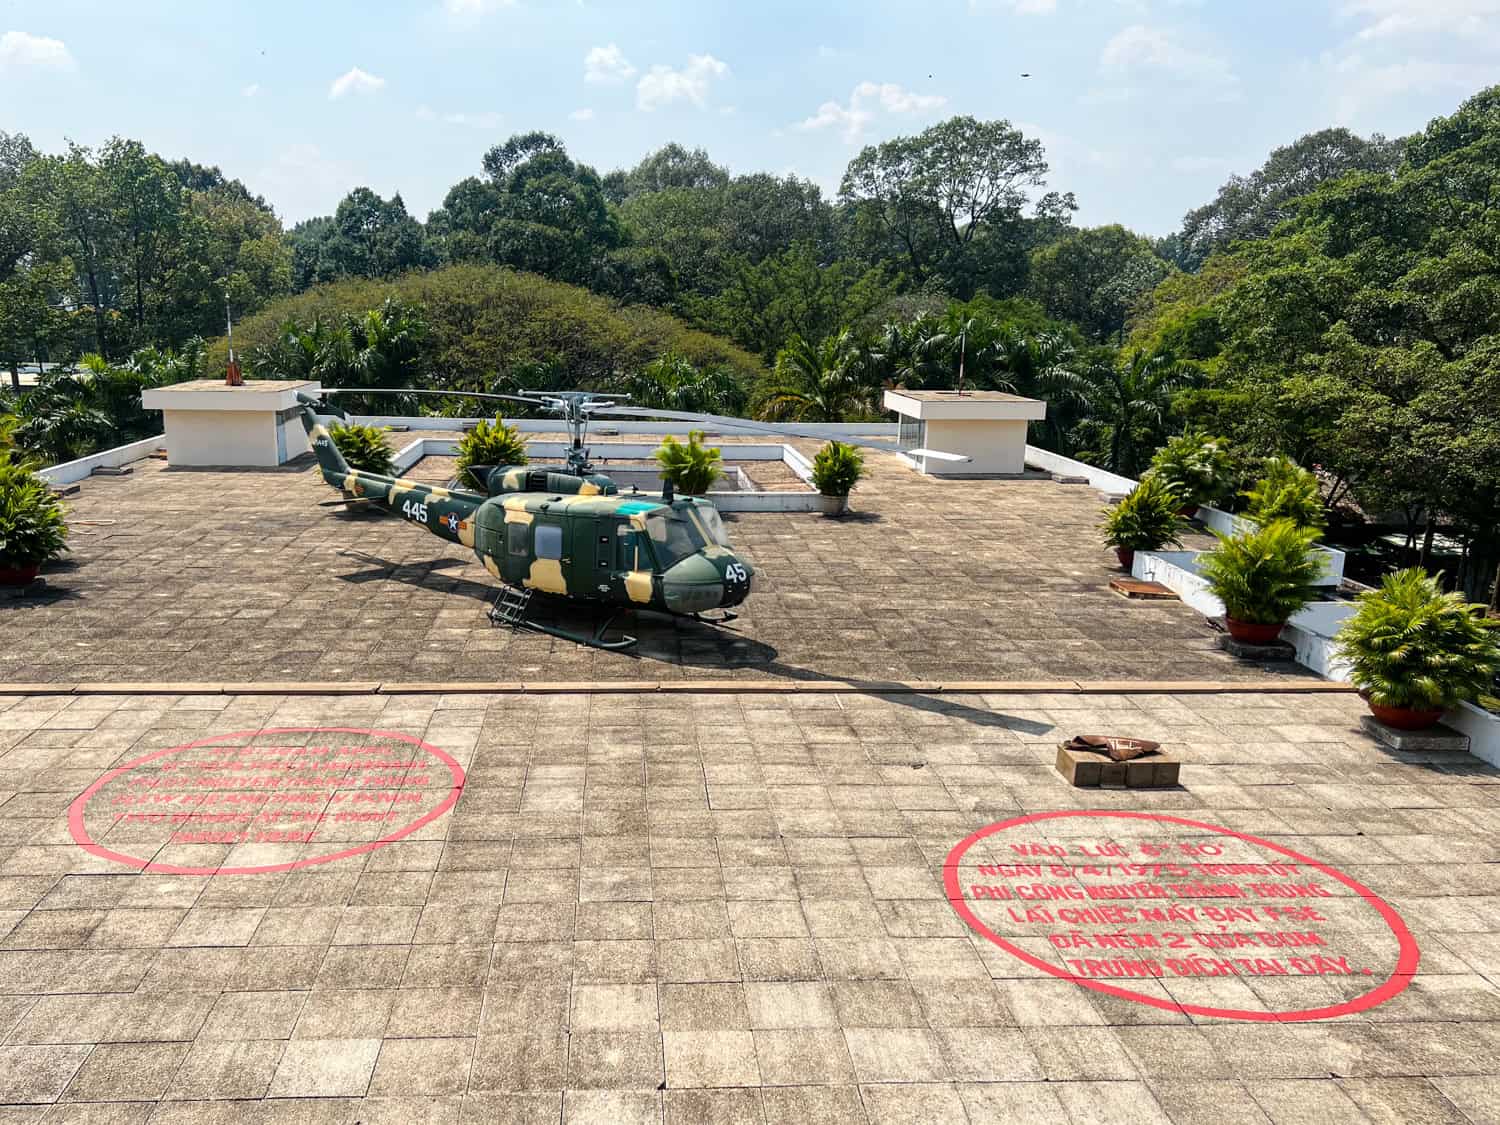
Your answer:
1100;24;1236;88
584;43;635;84
1342;0;1500;40
636;54;729;110
1323;0;1500;120
241;83;260;98
416;105;502;128
329;67;385;100
569;107;595;121
796;81;947;142
444;0;514;15
0;30;74;70
986;0;1059;11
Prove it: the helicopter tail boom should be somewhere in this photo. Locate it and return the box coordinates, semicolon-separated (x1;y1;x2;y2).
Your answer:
297;394;354;487
295;394;485;542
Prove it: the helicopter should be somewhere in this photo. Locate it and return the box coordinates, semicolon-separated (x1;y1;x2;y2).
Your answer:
295;387;967;650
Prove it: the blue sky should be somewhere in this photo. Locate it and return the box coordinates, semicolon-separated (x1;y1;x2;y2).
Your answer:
1;0;1495;234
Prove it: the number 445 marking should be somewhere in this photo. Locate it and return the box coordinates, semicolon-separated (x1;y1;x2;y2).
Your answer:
401;499;428;524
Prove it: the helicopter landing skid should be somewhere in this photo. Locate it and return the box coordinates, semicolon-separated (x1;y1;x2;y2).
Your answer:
689;610;740;628
487;589;638;651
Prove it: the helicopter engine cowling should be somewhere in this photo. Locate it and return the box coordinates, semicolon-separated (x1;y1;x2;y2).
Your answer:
470;465;619;497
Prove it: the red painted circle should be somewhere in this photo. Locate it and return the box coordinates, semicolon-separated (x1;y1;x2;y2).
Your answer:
943;810;1419;1022
68;726;465;876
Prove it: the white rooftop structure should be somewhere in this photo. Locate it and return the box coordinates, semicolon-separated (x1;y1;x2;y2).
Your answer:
884;388;1047;477
141;379;322;467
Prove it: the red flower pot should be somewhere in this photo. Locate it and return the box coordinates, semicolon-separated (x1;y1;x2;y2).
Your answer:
1225;617;1283;644
1115;548;1135;571
1177;505;1198;520
0;563;40;587
1367;701;1444;731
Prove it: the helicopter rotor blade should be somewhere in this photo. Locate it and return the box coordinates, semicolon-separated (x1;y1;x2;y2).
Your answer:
321;387;550;408
585;405;971;463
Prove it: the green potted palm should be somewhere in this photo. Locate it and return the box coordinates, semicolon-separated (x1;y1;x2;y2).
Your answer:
1099;474;1187;571
330;423;395;476
0;459;69;586
1147;430;1235;515
653;431;723;496
329;422;395;513
1335;568;1500;730
810;441;865;516
1198;519;1325;643
456;416;528;490
1243;456;1325;531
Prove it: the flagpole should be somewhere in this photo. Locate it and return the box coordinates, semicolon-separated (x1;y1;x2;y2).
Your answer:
225;291;243;386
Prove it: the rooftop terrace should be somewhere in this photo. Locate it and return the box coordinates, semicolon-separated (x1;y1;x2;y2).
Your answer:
2;438;1496;1122
5;443;1306;687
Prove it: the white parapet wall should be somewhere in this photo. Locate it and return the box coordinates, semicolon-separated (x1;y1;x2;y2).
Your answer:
1131;550;1356;678
1448;702;1500;768
387;435;826;513
358;415;900;440
1024;445;1137;495
1134;546;1500;757
36;434;164;487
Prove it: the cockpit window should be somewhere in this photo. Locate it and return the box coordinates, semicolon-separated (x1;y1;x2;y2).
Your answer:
642;511;706;570
691;503;731;547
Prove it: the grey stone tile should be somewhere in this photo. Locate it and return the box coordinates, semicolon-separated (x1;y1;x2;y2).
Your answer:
663;1029;760;1088
267;1038;381;1098
0;1044;92;1104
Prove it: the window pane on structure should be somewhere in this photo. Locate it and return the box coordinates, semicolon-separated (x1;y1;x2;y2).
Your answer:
535;524;563;560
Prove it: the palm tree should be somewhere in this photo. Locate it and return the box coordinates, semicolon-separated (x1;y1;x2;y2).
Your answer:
759;331;878;423
992;329;1089;452
927;312;1001;393
1076;348;1190;475
352;299;429;414
622;353;748;416
879;315;948;390
12;370;114;464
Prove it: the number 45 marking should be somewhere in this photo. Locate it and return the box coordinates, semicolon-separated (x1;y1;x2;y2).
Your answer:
401;500;428;524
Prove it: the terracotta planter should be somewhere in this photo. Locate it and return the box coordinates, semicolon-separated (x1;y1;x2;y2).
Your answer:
818;494;848;517
0;562;40;586
1114;548;1135;571
1177;505;1199;520
1225;617;1283;644
1366;700;1444;731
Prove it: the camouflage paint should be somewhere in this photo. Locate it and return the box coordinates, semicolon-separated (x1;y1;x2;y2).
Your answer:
298;398;756;618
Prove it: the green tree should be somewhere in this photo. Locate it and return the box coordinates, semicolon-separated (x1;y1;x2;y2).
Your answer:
839;115;1074;297
0;167;72;389
1074;349;1191;475
95;139;186;345
702;242;895;362
1029;225;1173;343
329;188;431;280
618;143;728;197
1148;87;1500;597
433;132;623;287
1176;127;1403;269
0;130;38;189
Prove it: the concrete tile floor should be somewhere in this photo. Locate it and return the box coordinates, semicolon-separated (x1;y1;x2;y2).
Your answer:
0;688;1490;1120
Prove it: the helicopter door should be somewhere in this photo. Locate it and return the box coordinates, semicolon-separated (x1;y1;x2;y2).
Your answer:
501;518;531;586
